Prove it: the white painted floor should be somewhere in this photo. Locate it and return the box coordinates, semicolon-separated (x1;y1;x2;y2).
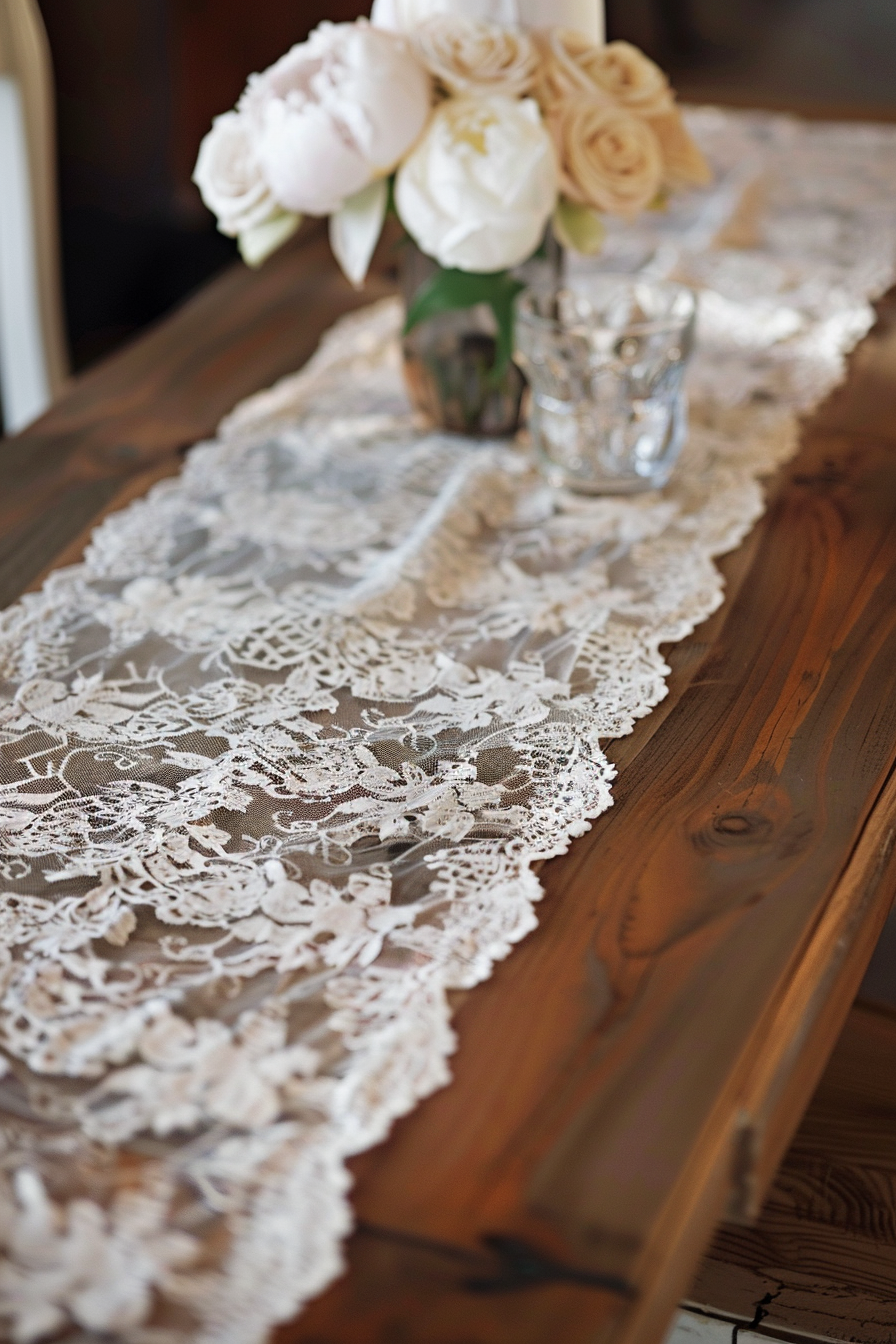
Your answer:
666;1308;766;1344
666;1306;844;1344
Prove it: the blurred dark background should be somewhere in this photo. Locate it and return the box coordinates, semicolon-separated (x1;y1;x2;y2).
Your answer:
39;0;896;372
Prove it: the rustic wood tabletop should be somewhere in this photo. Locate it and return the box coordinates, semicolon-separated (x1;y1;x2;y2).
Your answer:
4;223;896;1344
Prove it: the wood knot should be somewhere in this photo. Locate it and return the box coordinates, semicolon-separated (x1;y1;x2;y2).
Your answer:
687;806;779;849
791;460;847;488
105;442;139;463
708;811;774;844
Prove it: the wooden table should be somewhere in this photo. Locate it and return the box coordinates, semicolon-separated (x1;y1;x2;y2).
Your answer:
4;224;896;1344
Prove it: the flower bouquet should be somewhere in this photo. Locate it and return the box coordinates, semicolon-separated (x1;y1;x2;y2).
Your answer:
194;1;709;433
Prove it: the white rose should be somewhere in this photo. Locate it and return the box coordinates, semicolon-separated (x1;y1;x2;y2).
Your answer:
396;94;557;272
414;16;538;97
242;20;432;217
192;112;279;236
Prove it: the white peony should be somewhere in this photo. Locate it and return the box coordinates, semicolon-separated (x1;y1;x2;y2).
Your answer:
242;20;432;217
395;94;558;272
192;111;280;237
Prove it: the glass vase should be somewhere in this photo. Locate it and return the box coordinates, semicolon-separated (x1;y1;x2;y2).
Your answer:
400;242;526;438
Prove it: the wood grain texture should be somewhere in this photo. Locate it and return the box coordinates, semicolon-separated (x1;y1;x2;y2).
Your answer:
723;761;896;1226
689;1001;896;1344
288;293;896;1344
4;222;896;1344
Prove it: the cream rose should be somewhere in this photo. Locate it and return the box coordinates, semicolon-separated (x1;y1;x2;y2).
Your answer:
192;112;279;236
537;33;674;119
241;20;432;217
396;94;557;271
552;102;663;217
414;17;538;97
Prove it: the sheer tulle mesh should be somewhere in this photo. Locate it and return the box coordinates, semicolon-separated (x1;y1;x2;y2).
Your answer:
0;110;894;1342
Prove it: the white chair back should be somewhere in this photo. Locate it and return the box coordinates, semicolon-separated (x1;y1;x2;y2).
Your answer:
0;0;67;435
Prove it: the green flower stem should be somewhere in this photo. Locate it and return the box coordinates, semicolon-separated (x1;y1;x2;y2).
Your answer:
403;266;526;383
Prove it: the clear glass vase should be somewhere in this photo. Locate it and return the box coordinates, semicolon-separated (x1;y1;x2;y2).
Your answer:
516;277;697;494
400;243;526;438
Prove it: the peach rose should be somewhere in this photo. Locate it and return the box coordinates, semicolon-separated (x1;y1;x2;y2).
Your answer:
584;40;675;116
552;102;663;217
649;109;711;190
536;32;674;119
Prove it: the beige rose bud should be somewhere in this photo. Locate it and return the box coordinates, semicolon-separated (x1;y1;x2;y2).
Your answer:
649;109;712;190
535;28;604;115
552;102;664;218
536;32;674;119
414;16;539;97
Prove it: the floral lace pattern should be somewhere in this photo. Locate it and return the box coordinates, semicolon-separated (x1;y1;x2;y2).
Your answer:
0;109;895;1342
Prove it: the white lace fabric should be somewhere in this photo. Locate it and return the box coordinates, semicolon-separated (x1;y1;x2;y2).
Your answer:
0;109;895;1343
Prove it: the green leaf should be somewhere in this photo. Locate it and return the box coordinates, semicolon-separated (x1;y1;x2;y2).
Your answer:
403;265;526;382
553;199;605;256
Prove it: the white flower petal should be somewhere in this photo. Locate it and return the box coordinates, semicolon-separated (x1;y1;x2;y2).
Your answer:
238;211;302;268
330;179;389;288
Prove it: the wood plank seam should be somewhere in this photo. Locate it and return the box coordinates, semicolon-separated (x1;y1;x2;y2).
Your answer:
729;763;896;1221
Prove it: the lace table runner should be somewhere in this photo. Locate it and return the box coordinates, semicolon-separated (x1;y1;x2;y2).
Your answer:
1;109;895;1344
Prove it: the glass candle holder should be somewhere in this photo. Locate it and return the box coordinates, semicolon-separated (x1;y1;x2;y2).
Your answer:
515;278;697;494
